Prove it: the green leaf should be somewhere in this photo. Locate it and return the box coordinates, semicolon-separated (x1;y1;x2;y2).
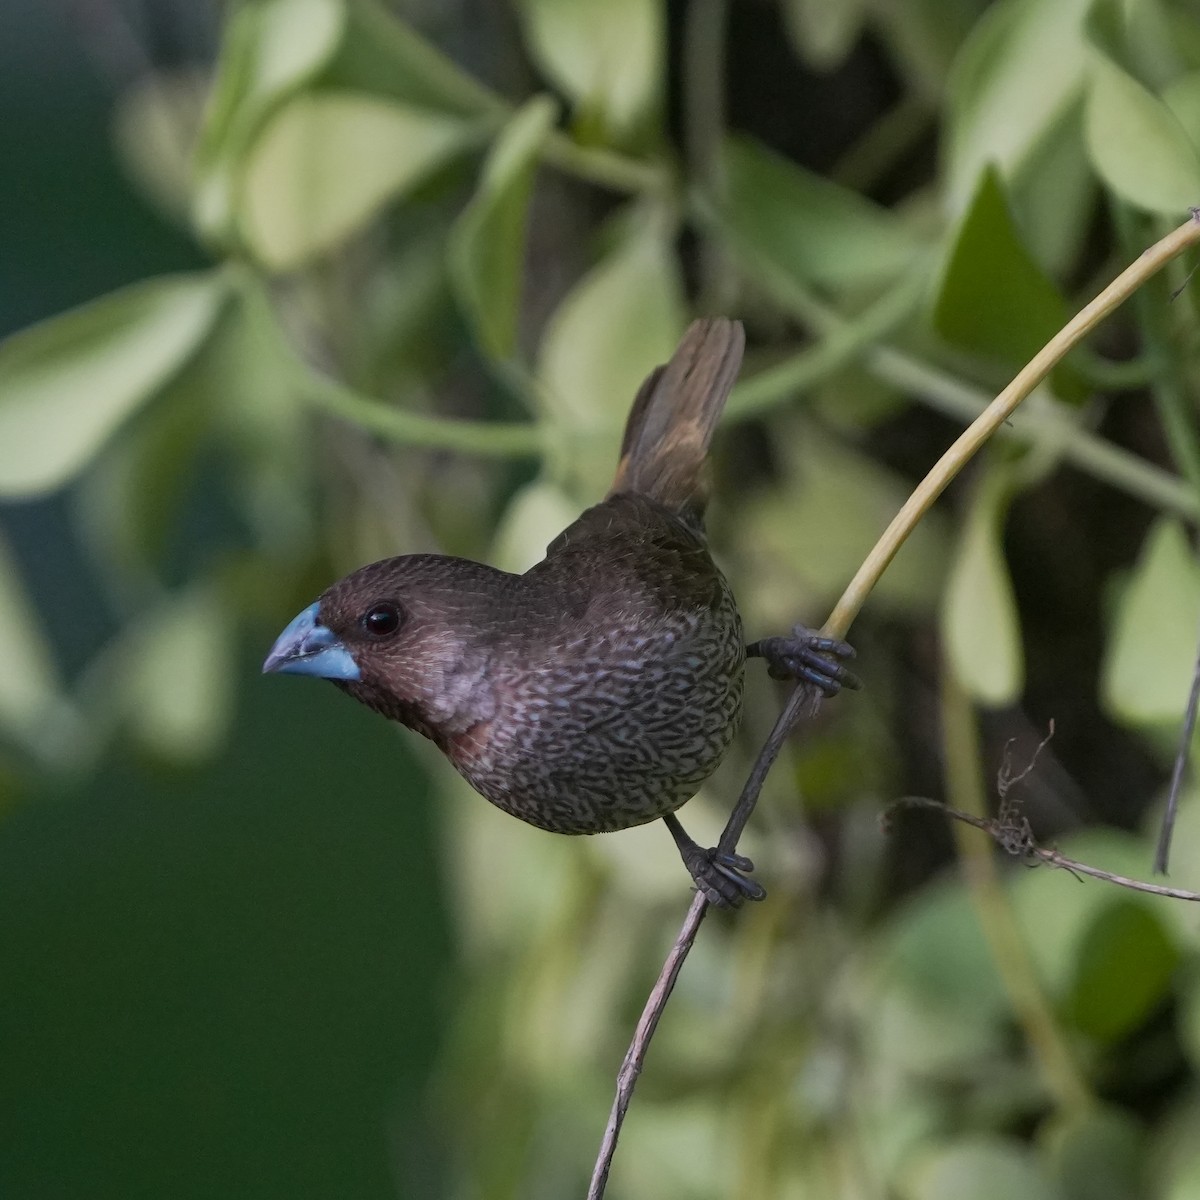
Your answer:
75;364;214;589
449;95;558;360
1003;97;1094;278
1045;1107;1147;1200
1085;52;1200;213
1102;517;1200;726
1086;0;1187;91
1166;10;1200;72
1165;1153;1200;1200
1067;898;1178;1042
124;585;235;764
870;0;982;99
720;135;925;294
194;0;502;248
515;0;662;143
322;0;502;116
1012;828;1179;1040
237;92;480;270
0;272;228;498
491;480;581;574
901;1138;1061;1200
941;466;1024;707
76;278;310;583
739;419;948;624
1181;972;1200;1073
781;0;868;71
867;881;1011;1079
945;0;1092;213
882;881;1010;1024
113;69;210;226
208;281;314;554
0;530;61;745
932;166;1071;378
1163;70;1200;141
212;0;345;125
194;0;347;241
537;214;684;495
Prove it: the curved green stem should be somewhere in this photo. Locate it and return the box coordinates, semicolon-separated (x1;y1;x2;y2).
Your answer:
726;273;925;419
1073;347;1158;391
869;346;1199;520
540;131;669;195
1113;204;1200;494
830;92;932;193
300;371;544;458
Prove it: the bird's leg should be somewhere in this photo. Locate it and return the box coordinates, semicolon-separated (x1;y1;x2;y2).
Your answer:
746;626;860;696
663;813;766;908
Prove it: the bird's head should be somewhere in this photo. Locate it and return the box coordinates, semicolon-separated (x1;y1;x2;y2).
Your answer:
263;555;504;741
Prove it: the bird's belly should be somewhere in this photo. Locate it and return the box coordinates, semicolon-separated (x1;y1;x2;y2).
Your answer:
450;635;745;835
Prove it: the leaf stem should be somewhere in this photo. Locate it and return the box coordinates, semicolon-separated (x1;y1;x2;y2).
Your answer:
726;274;925;419
829;92;932;193
1112;204;1200;493
868;346;1199;520
540;131;669;195
299;371;544;458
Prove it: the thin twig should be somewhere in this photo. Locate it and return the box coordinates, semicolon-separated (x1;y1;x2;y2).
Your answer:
718;686;820;856
1037;846;1200;899
586;684;820;1199
586;892;707;1200
887;795;1200;902
1156;608;1200;874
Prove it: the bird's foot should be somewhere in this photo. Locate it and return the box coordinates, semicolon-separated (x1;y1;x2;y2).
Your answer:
747;626;860;697
665;814;766;908
687;846;768;908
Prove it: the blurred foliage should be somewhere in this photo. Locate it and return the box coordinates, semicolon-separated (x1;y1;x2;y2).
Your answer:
4;0;1200;1197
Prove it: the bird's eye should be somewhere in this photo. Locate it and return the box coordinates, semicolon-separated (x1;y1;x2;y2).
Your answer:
362;602;403;637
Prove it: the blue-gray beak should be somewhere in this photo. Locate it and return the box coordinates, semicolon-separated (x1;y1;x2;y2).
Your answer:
262;602;362;681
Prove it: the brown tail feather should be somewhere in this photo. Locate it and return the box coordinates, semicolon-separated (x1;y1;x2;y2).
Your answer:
608;318;745;520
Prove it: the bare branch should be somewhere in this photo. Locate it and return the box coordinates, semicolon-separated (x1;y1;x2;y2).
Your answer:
587;683;821;1198
1155;610;1200;874
586;894;707;1200
885;794;1200;903
998;718;1055;803
1035;845;1200;901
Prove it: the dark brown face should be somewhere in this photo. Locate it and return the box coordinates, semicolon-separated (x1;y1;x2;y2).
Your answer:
315;560;421;680
263;554;508;741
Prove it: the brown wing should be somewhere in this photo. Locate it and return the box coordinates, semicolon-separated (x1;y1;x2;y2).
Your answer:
492;492;745;835
538;493;729;621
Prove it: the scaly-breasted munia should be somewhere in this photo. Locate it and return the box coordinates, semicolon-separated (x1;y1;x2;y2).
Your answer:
264;319;856;904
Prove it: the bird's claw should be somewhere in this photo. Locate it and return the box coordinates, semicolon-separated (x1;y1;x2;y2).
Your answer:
747;625;860;697
665;813;766;908
682;844;767;909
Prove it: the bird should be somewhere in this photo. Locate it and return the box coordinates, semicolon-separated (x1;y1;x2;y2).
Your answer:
263;318;857;905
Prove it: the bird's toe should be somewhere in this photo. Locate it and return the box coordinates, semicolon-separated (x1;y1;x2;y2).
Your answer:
686;846;767;908
748;627;861;697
